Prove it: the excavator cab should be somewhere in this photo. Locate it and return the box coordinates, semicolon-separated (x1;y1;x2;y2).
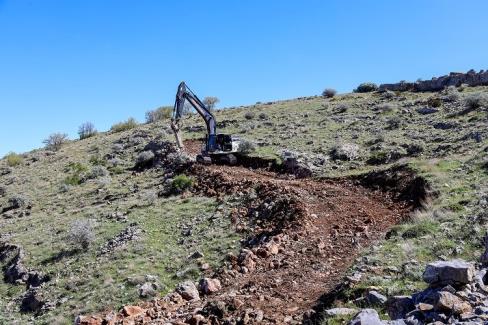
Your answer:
171;82;241;165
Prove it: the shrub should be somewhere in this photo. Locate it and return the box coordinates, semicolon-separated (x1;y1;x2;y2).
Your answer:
244;111;255;120
63;162;88;186
4;152;22;167
427;97;442;108
87;166;109;179
135;151;155;168
43;133;69;151
374;103;397;113
355;82;378;93
89;154;106;166
465;92;488;110
203;97;220;111
386;116;402;129
335;104;348;113
111;118;138;133
238;140;256;154
78;122;97;140
145;107;172;123
322;88;337;98
258;112;269;120
68;219;95;249
330;143;360;161
443;86;460;102
171;174;193;194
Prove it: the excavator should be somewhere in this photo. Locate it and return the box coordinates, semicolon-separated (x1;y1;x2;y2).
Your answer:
170;81;242;165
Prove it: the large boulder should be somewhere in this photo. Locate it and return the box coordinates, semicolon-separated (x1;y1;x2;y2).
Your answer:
349;309;383;325
199;278;222;295
423;260;474;287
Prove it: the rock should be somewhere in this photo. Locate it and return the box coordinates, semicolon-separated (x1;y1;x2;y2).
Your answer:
188;251;204;259
122;305;145;317
434;291;464;312
423;260;474;287
349;309;383;325
176;281;200;301
416;107;438;115
188;314;206;325
481;233;488;266
387;296;415;320
199;278;221;295
324;308;358;317
367;290;387;306
138;282;158;298
75;315;103;325
417;303;434;311
20;288;45;313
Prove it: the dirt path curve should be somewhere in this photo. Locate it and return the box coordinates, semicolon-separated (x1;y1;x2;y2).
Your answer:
80;144;414;325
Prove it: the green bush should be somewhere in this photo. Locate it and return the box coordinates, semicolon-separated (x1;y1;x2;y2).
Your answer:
111;118;138;132
171;174;193;193
63;162;88;186
355;82;378;93
4;152;22;167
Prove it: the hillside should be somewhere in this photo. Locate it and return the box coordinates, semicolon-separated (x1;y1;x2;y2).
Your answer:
1;78;487;324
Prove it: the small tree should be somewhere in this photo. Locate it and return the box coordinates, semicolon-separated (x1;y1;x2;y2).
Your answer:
203;97;220;111
78;122;97;140
43;133;69;151
322;88;337;98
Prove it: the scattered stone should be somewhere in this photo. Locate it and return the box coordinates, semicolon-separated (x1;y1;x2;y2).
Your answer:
122;305;145;317
324;308;358;317
349;309;383;325
367;290;387;306
138;282;158;298
188;251;204;259
20;288;45;313
176;281;200;301
416;107;439;115
387;296;415;320
199;278;221;295
423;260;474;287
99;224;142;255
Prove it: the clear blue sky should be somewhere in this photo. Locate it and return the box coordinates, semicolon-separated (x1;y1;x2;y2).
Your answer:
1;0;487;156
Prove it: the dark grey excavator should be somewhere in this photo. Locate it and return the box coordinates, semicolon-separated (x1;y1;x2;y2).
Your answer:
170;81;241;164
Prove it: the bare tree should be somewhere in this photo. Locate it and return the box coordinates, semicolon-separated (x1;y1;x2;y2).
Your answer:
78;122;97;140
43;133;69;151
203;96;220;111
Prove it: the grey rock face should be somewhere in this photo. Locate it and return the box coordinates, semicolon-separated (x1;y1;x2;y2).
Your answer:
423;260;474;287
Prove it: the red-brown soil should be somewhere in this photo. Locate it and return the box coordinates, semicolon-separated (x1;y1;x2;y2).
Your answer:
79;141;418;325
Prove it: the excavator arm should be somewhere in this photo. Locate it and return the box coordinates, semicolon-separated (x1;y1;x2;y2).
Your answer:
171;82;217;153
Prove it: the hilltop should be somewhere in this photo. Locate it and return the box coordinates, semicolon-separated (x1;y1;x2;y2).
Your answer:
0;73;487;324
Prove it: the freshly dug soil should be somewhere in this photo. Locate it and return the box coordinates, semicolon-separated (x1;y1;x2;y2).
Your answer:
81;142;422;325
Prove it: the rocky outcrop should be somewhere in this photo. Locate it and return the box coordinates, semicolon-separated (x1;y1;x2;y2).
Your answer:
379;69;488;92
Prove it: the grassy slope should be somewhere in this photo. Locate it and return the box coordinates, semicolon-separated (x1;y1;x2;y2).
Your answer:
0;86;487;324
